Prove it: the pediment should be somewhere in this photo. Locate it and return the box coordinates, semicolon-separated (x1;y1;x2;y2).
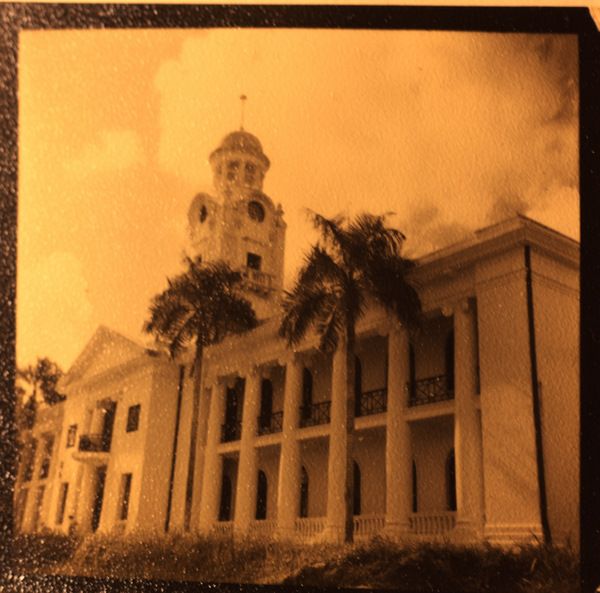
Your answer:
60;325;146;389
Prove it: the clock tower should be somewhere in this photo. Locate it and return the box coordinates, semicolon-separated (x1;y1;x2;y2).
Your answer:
187;129;286;320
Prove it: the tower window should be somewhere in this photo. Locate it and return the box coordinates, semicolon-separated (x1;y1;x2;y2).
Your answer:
227;160;239;181
247;253;262;271
248;200;265;222
66;424;77;448
199;205;208;223
245;162;256;184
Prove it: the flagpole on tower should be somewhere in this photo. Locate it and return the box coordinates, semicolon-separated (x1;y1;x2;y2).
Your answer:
240;94;247;130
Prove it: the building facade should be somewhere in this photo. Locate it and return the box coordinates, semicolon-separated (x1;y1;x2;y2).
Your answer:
15;129;580;548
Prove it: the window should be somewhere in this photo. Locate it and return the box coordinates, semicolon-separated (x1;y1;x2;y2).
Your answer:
199;205;208;223
255;470;268;520
259;379;273;430
39;436;54;479
301;369;313;422
247;252;262;271
353;461;361;516
226;160;239;181
56;483;69;524
445;331;455;393
247;200;265;222
446;449;457;512
66;424;77;448
412;461;418;513
218;473;232;522
245;162;256;185
119;473;132;521
354;356;363;416
126;405;140;433
299;467;309;518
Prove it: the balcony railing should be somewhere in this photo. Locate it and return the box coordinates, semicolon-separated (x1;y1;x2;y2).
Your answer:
243;268;273;293
78;433;111;453
257;411;283;436
356;388;387;417
407;375;454;407
221;421;242;443
295;516;326;540
409;511;456;535
299;401;331;428
353;514;385;538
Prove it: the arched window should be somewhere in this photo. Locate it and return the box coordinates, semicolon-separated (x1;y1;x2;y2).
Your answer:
412;460;418;513
446;449;457;512
259;379;273;430
255;470;268;520
445;331;455;393
353;461;361;516
218;473;232;521
302;368;313;421
354;356;363;416
299;466;309;518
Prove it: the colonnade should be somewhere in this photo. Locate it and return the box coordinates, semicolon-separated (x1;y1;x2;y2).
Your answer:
196;303;484;542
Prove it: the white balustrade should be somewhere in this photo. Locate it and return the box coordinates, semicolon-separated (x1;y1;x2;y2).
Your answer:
251;519;277;538
294;517;326;540
212;521;234;537
353;514;385;539
409;512;456;535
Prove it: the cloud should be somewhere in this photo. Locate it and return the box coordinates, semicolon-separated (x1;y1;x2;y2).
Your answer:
153;30;578;274
64;129;144;177
17;251;96;370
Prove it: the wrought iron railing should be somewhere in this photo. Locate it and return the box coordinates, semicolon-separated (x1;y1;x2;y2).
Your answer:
78;433;111;452
407;375;454;407
356;388;387;417
299;401;331;428
221;421;242;443
257;411;283;435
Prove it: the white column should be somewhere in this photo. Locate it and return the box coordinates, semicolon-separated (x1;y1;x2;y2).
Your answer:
385;323;412;538
234;368;261;535
276;354;303;540
324;342;350;543
198;380;226;532
453;300;484;539
76;464;97;533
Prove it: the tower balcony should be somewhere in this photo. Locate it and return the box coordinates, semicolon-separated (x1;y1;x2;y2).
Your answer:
221;421;242;443
242;268;273;294
356;388;387;417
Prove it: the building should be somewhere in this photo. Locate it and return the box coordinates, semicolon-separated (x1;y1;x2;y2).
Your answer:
14;129;580;547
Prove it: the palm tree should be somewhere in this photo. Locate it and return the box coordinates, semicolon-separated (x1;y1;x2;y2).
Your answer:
18;357;65;407
144;257;258;531
279;211;421;543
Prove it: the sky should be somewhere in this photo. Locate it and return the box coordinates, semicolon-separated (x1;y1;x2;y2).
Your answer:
17;29;579;371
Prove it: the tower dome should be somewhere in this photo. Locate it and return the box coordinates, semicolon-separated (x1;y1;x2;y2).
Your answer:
209;129;270;193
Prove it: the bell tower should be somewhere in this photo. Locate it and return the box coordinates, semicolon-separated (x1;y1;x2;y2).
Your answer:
187;117;286;320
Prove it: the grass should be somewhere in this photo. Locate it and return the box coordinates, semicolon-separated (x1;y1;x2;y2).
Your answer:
8;532;579;592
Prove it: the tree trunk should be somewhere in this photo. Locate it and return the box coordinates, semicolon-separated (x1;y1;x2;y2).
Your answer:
183;340;203;531
344;325;357;543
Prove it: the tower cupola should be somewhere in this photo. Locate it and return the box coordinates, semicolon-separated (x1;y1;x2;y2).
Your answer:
209;130;270;193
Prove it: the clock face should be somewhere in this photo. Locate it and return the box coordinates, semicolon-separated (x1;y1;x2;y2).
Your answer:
248;200;265;223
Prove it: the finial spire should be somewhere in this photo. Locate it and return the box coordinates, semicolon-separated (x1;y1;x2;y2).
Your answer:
240;94;247;130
